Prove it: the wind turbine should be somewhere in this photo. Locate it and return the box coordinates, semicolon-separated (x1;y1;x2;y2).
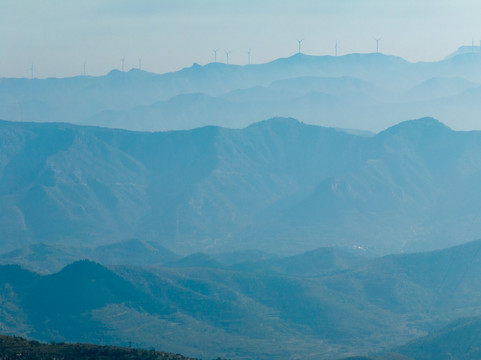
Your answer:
213;49;219;63
83;61;86;76
138;58;142;70
29;63;34;79
225;50;230;64
297;39;304;54
374;37;382;53
334;40;338;56
121;56;125;72
246;49;251;65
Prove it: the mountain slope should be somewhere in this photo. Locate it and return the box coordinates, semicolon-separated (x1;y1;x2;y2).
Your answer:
2;117;481;255
239;117;481;254
0;239;179;274
4;239;481;359
395;316;481;360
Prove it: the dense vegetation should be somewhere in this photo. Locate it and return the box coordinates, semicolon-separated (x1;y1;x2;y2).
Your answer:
0;335;198;360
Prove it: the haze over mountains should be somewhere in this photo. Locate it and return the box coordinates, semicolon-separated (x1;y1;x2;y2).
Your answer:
4;46;481;360
2;49;481;132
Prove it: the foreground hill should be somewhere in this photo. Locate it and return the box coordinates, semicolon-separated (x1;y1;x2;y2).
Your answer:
3;239;481;359
0;334;197;360
2;117;481;255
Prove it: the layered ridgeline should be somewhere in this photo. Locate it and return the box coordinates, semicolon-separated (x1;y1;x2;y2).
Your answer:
3;239;481;359
2;117;481;255
2;51;481;132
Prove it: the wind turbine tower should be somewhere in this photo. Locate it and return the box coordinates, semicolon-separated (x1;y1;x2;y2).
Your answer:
374;37;382;53
139;58;142;70
30;63;34;79
335;40;338;56
213;49;219;63
225;50;230;64
121;56;125;72
297;39;304;54
247;49;251;65
83;61;86;76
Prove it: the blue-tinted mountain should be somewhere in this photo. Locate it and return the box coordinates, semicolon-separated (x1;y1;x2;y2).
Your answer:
403;77;479;101
394;316;481;360
0;240;180;274
2;117;481;256
85;76;394;132
232;247;368;277
4;53;481;133
168;253;224;269
444;45;481;60
344;315;481;359
3;239;481;359
91;239;179;266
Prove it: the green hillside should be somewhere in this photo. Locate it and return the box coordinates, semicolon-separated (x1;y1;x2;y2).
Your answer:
0;334;198;360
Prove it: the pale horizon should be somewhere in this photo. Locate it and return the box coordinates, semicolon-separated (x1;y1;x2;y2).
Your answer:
2;0;481;78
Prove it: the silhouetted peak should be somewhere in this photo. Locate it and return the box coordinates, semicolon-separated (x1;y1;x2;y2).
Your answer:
58;260;110;278
291;53;310;59
247;117;302;130
106;69;124;77
444;45;481;60
125;68;157;78
378;117;451;138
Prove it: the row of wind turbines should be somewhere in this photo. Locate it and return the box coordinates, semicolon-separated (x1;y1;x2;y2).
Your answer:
94;37;384;77
27;57;144;79
22;37;383;79
213;37;384;66
26;37;481;79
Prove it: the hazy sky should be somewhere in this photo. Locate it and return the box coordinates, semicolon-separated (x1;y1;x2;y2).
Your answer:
2;0;481;78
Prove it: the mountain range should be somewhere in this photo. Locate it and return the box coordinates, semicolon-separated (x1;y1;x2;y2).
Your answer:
3;238;481;359
2;117;481;256
2;52;481;132
3;49;481;359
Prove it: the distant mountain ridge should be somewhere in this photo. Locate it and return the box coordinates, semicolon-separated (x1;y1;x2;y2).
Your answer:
444;45;481;59
2;52;481;132
0;239;180;273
